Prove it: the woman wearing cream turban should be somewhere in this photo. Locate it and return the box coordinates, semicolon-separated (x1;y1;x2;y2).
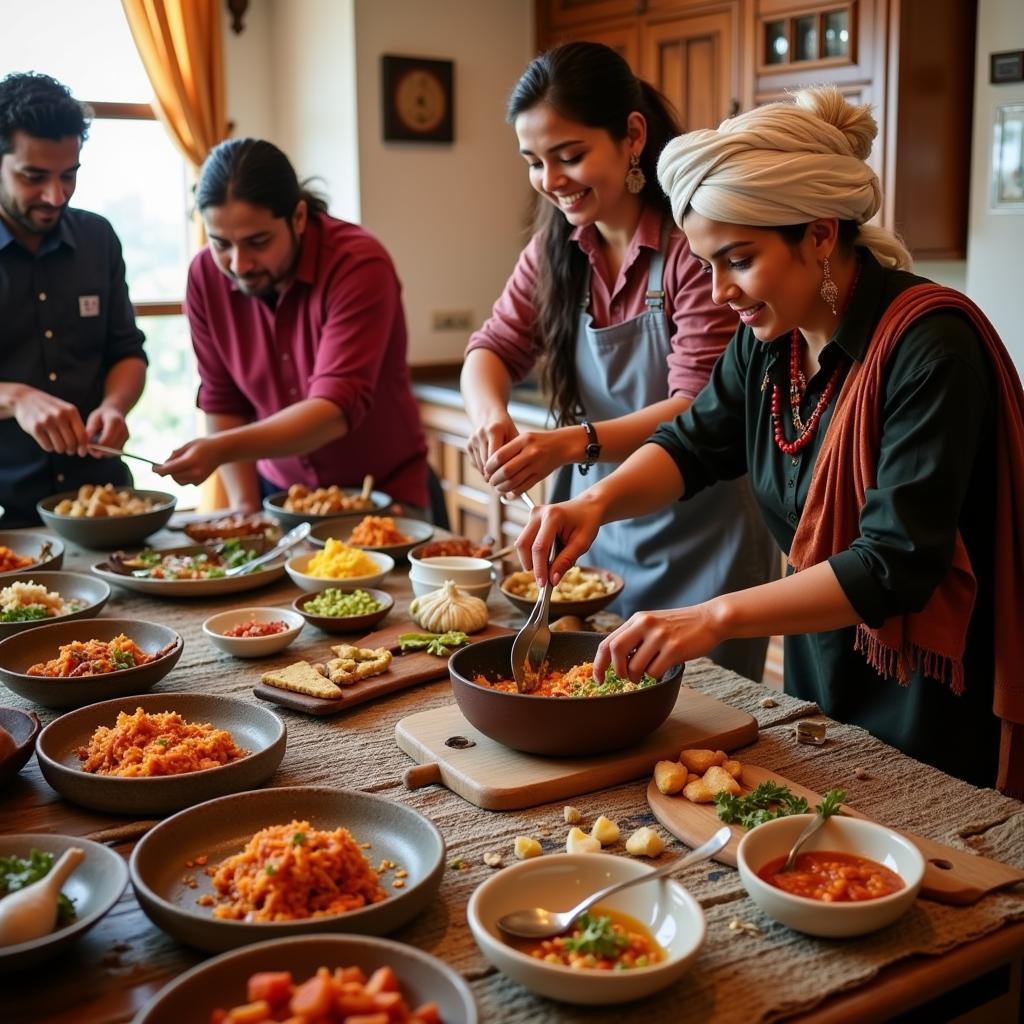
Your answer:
517;87;1024;794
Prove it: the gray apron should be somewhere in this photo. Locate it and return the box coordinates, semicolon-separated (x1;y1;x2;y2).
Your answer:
549;227;777;681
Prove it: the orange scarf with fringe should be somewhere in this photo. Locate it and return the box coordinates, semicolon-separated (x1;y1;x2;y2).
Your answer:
788;284;1024;796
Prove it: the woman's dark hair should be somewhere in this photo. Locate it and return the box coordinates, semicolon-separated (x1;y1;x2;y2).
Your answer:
506;43;681;426
195;138;328;219
0;72;90;156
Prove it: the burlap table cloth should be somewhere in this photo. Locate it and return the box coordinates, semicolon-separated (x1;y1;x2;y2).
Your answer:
4;537;1024;1023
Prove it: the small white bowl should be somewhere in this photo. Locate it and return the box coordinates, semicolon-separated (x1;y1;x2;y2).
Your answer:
285;550;394;592
737;815;925;938
406;555;494;587
201;608;304;658
408;569;495;602
467;853;705;1005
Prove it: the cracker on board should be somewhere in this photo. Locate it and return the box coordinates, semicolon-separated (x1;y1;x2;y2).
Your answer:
261;660;343;699
326;644;392;686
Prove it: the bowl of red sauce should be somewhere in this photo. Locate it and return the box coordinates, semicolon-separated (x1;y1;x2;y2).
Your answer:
202;607;304;659
737;814;925;937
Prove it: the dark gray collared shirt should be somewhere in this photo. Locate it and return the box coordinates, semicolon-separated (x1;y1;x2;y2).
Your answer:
0;207;146;525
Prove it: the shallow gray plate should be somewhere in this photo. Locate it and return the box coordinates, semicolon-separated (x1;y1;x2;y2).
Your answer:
263;489;392;532
0;531;64;577
0;571;111;638
133;933;478;1023
308;514;434;560
130;786;445;952
36;692;286;815
0;833;128;972
0;618;183;709
37;489;176;549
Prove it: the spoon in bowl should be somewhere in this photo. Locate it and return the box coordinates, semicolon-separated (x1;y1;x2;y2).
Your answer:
497;826;731;940
776;810;830;874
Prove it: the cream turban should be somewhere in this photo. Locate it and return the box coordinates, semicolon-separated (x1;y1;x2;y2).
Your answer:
657;93;882;229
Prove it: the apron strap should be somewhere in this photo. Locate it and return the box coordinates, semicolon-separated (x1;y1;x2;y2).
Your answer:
579;217;673;311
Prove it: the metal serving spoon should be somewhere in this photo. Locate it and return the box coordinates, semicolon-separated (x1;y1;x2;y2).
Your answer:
497;826;731;939
777;811;829;874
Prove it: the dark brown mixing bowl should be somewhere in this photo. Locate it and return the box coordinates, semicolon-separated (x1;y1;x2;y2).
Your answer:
447;632;683;756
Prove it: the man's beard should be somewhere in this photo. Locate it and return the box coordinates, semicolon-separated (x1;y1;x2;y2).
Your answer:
0;189;65;236
233;227;302;297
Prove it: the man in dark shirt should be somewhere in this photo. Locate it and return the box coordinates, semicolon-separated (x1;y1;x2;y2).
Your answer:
0;72;147;526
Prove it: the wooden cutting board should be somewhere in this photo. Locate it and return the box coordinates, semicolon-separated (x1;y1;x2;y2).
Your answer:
253;620;513;716
395;686;758;810
647;764;1024;906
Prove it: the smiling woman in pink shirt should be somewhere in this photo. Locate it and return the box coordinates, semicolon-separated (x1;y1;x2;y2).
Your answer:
156;138;428;512
461;42;778;680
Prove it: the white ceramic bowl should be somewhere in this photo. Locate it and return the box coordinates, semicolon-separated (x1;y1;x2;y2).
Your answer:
736;815;925;938
408;569;495;602
467;853;705;1005
284;550;394;592
406;555;494;587
201;608;305;658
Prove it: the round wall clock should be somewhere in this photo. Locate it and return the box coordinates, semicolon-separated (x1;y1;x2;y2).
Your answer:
382;55;455;143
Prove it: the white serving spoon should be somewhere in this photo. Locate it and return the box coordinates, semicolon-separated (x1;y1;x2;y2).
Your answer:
0;847;85;946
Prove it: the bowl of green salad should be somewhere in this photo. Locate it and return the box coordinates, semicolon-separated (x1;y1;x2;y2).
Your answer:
292;586;394;634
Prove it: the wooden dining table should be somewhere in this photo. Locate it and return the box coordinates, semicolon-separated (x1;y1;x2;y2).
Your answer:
4;524;1024;1024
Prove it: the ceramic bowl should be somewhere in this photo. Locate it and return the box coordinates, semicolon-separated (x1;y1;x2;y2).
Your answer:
736;814;925;937
35;692;286;815
201;607;305;658
448;632;683;756
129;785;445;952
408;536;494;561
409;575;494;602
37;489;176;549
406;555;494;588
308;515;434;560
133;934;478;1024
0;571;111;639
0;833;129;972
263;489;392;532
0;617;183;709
468;852;706;1004
500;566;625;619
292;587;394;634
0;531;64;577
0;706;41;787
285;550;394;592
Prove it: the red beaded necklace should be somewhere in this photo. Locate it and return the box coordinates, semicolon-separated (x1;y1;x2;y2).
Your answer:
770;260;861;457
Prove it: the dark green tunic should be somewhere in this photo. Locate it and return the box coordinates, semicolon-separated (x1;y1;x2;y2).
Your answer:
650;249;999;787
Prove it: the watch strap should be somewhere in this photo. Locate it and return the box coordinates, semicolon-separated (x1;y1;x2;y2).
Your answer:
577;419;601;476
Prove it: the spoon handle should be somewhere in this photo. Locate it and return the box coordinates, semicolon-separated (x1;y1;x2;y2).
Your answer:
780;812;828;872
569;826;731;920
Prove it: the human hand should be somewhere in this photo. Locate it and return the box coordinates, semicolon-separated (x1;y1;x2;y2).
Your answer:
466;413;518;477
155;435;227;486
484;428;576;496
12;385;90;455
515;496;603;587
592;604;724;683
85;404;129;451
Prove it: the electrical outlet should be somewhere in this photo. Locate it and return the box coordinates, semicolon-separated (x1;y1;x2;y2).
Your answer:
431;309;473;331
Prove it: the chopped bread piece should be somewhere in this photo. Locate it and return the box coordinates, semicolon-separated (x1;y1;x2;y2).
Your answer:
563;805;581;824
679;748;722;774
514;837;542;860
325;643;393;685
687;772;701;784
654;759;687;794
703;765;742;796
591;815;620;846
723;759;743;779
683;777;716;803
626;827;665;857
566;826;601;854
261;660;343;699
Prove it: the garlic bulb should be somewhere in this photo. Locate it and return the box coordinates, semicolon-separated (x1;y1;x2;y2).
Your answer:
409;579;488;634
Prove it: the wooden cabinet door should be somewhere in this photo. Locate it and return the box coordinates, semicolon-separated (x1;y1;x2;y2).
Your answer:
642;7;740;130
541;0;639;31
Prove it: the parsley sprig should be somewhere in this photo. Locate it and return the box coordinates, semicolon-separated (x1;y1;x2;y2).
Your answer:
563;913;628;959
714;783;847;830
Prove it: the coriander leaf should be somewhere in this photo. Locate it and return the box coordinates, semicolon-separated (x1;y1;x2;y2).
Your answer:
563;913;628;959
815;788;847;819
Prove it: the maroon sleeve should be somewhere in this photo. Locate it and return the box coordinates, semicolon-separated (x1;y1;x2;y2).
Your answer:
663;233;740;399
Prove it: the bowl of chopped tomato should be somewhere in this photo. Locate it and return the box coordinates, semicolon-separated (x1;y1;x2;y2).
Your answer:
0;531;64;577
202;608;305;658
309;514;434;561
737;814;925;937
468;852;705;1004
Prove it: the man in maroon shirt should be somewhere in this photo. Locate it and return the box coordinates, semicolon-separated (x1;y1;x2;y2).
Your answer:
155;138;428;512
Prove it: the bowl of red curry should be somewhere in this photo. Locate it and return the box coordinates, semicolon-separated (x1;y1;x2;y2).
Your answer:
736;814;925;937
202;608;305;659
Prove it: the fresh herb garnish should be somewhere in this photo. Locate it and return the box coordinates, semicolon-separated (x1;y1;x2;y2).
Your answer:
565;667;658;697
563;913;628;959
292;831;306;846
110;647;135;671
398;631;470;657
715;783;847;830
265;863;276;876
815;788;847;818
0;850;76;925
0;604;49;622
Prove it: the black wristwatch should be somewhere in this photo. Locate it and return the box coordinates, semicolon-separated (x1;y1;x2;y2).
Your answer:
577;419;602;476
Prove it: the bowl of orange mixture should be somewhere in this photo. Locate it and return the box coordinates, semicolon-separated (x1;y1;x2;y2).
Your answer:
134;935;478;1024
737;814;925;937
0;618;183;709
468;853;706;1004
309;514;434;560
36;693;286;814
129;785;445;952
0;531;64;577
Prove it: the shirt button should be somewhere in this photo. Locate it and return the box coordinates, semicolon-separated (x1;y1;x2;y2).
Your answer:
788;512;798;524
282;354;290;361
56;473;65;483
48;372;57;382
787;479;795;489
44;329;54;339
38;292;47;301
289;388;297;396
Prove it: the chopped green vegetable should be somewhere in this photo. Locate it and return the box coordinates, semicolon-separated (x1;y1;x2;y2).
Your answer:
563;913;629;959
110;646;135;671
398;631;470;656
265;863;276;876
564;666;658;697
447;856;469;870
815;788;847;818
0;604;50;622
0;850;76;925
292;831;306;846
715;782;847;830
304;588;383;618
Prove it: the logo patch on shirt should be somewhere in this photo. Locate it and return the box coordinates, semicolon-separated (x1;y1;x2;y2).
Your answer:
78;295;100;317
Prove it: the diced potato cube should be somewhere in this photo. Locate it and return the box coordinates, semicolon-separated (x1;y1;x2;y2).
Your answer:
625;827;665;857
563;805;581;824
683;777;715;803
514;836;543;860
566;826;601;854
703;765;741;796
723;759;742;779
654;760;687;794
679;749;719;774
591;815;620;846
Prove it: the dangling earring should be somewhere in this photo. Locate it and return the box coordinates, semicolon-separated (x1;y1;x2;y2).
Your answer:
820;255;839;317
625;153;646;194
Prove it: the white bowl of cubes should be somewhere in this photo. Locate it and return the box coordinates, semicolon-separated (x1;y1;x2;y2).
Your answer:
201;607;305;658
291;587;393;634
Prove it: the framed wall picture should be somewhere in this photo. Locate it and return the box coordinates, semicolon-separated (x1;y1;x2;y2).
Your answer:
381;55;454;143
992;103;1024;211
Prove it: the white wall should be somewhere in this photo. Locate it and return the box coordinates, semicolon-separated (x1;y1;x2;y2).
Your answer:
222;1;275;142
966;0;1024;367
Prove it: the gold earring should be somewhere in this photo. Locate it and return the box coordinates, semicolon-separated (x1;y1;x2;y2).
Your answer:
625;153;646;194
820;256;839;317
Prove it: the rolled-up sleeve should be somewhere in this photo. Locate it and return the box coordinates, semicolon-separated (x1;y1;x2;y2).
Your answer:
101;228;146;368
828;315;992;627
464;235;543;382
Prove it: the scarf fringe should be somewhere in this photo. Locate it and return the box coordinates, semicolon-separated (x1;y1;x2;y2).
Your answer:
855;624;965;695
